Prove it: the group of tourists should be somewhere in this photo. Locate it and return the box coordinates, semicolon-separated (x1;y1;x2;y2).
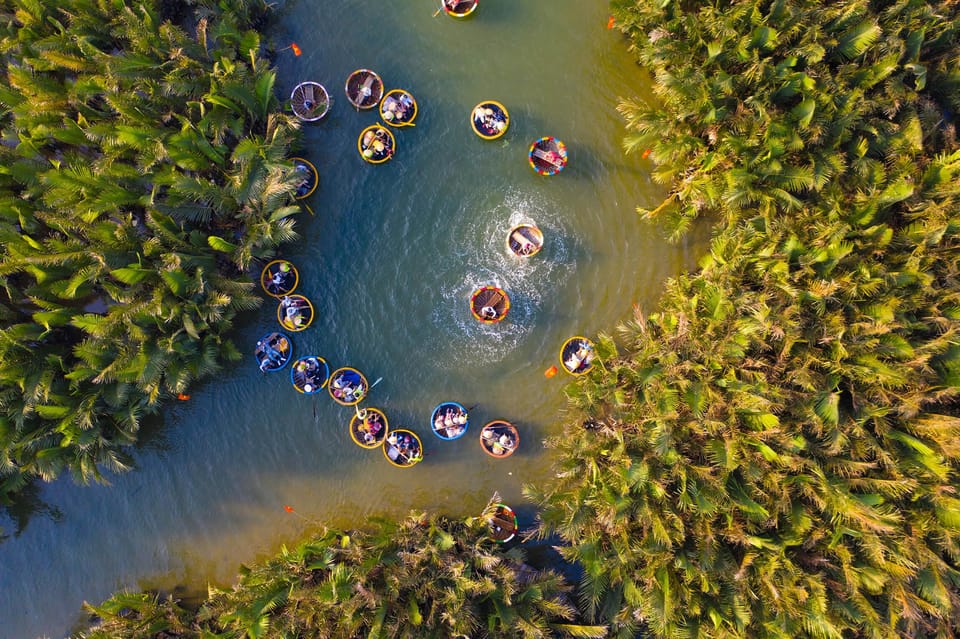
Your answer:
330;371;365;403
381;92;414;124
385;431;422;463
473;105;508;137
256;333;291;372
481;425;517;457
356;410;385;445
292;357;326;394
434;406;468;439
563;341;594;375
280;295;311;330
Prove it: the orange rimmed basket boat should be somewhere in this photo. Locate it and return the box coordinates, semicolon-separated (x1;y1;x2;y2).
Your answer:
479;420;518;458
506;223;543;257
470;286;509;323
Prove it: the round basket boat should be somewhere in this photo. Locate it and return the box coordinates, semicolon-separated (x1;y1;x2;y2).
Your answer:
290;81;330;122
277;294;315;332
431;401;469;440
480;420;519;458
345;69;384;110
484;503;519;543
383;428;423;468
528;136;568;176
506;223;544;257
358;125;396;164
443;0;478;18
291;157;318;200
561;336;595;376
350;407;389;449
260;259;298;298
380;89;418;127
471;101;509;139
290;356;330;394
329;367;368;406
470;286;510;323
255;331;293;372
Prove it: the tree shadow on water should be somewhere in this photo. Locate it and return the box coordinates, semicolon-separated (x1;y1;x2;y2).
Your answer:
0;480;64;543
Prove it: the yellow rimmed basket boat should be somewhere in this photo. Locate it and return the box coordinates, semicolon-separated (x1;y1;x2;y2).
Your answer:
560;336;595;376
291;157;318;200
506;223;543;257
380;89;418;127
350;407;389;449
345;69;384;110
290;356;330;394
484;503;519;543
442;0;478;19
480;420;518;458
260;260;298;298
471;101;508;139
277;294;314;332
329;367;368;406
290;81;330;122
528;136;568;176
470;286;509;323
384;429;423;467
358;125;396;164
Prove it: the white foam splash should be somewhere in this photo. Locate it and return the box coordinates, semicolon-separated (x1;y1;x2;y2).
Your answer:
430;188;576;365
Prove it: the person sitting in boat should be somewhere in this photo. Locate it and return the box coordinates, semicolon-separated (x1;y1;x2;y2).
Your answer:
295;164;313;197
491;432;514;455
366;414;383;437
480;305;497;319
268;263;293;293
259;342;283;371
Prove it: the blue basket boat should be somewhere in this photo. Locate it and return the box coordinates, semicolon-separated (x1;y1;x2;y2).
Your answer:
431;401;469;440
255;332;293;372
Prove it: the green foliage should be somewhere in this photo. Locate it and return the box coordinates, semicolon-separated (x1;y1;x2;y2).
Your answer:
535;1;960;638
0;0;302;500
79;511;607;639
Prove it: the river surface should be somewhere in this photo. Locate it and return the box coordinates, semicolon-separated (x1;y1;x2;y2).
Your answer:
0;2;709;637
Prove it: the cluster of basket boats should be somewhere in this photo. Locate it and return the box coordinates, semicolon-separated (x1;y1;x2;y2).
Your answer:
288;65;568;171
255;259;597;472
267;0;583;540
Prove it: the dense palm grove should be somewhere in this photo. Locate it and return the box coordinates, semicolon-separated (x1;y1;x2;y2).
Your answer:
0;0;957;637
0;0;302;508
81;512;607;639
532;0;960;637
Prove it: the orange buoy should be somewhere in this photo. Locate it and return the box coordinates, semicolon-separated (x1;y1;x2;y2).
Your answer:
544;366;558;378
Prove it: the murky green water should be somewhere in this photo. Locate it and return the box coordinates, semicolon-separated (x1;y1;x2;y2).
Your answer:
0;2;710;637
